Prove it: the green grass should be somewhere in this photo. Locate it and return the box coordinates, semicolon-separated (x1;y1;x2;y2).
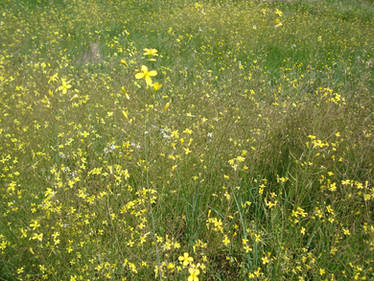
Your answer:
0;0;373;280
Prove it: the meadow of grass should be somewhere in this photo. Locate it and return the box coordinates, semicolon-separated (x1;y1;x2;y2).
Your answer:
0;0;373;280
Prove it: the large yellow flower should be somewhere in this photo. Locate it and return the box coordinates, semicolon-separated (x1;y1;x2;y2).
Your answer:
135;65;157;87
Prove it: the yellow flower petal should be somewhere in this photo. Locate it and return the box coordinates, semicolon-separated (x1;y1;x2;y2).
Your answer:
149;70;157;76
135;73;144;79
145;76;153;86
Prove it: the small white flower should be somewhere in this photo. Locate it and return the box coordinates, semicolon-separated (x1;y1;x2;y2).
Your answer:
160;128;170;139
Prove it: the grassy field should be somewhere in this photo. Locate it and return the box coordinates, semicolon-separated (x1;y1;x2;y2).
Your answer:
0;0;373;280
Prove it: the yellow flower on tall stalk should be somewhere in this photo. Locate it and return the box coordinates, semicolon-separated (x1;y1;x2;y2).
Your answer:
135;65;157;87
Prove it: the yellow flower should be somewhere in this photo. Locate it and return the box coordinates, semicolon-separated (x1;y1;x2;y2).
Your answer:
31;233;43;242
30;219;40;230
184;147;192;155
222;235;230;246
17;267;24;274
153;82;162;91
163;101;171;112
275;8;283;17
262;256;270;265
143;48;158;57
300;227;306;235
188;267;200;281
120;59;128;67
57;78;72;95
135;65;157;87
319;268;325;276
178;252;193;267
